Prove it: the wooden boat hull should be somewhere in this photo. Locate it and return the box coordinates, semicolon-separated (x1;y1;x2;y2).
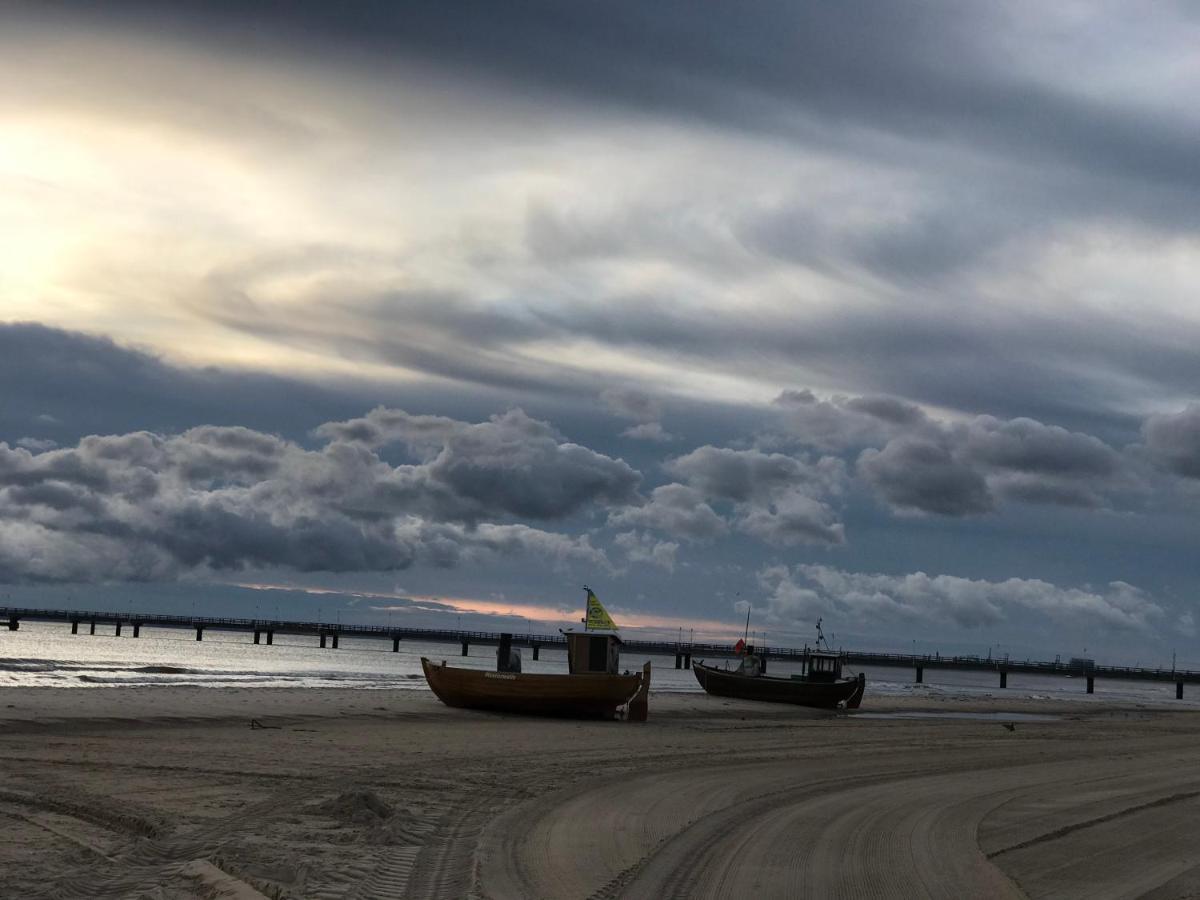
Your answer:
421;657;645;719
693;661;865;709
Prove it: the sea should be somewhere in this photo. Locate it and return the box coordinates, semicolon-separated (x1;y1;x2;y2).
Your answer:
2;620;1196;708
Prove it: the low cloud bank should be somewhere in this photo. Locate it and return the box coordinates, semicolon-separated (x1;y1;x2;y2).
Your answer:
0;409;631;583
758;564;1165;635
776;390;1140;516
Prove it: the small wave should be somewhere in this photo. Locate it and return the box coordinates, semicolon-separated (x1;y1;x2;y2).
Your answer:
0;659;60;672
77;673;289;685
0;657;170;673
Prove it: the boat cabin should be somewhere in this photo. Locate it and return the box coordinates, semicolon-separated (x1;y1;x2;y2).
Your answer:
804;651;844;683
496;633;522;673
564;629;622;675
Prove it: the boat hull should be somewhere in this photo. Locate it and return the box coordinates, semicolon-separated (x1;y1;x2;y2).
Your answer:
692;661;865;709
421;657;645;719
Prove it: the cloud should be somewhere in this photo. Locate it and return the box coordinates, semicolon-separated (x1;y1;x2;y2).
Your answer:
859;437;994;516
665;445;847;546
610;445;849;548
16;437;57;451
736;491;845;547
759;564;1164;634
602;389;674;442
773;391;1138;516
1178;612;1197;639
860;415;1140;516
621;422;674;442
48;2;1199;209
956;414;1134;509
601;388;661;423
4;8;1200;654
0;322;379;444
607;483;727;542
316;406;641;521
1143;404;1200;479
666;445;844;504
613;530;678;573
773;390;931;451
0;409;636;583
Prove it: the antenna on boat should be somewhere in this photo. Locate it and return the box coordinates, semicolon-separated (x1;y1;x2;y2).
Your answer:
816;618;828;651
743;602;752;645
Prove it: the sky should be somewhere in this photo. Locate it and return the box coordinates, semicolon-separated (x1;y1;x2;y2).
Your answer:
3;2;1200;663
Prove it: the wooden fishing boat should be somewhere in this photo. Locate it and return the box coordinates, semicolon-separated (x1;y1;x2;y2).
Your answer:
694;617;864;710
692;658;865;709
421;587;651;720
421;657;647;718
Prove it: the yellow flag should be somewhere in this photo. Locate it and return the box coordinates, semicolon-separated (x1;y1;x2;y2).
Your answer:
585;588;617;630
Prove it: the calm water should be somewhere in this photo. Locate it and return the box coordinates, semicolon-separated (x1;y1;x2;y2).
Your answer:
1;621;1196;708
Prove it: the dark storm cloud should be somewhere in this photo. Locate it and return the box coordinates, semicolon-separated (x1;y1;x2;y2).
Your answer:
858;437;995;517
665;446;843;504
9;6;1200;445
203;278;1197;442
0;408;631;583
771;389;1144;516
316;407;640;520
0;322;366;443
60;2;1200;206
772;390;932;452
1143;405;1200;479
962;416;1121;478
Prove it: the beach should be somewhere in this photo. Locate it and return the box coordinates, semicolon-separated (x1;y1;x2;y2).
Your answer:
3;688;1200;899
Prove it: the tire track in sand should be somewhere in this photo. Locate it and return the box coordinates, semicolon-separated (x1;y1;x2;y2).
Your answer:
404;795;498;899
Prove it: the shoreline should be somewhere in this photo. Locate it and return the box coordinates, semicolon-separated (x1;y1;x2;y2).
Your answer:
1;683;1183;731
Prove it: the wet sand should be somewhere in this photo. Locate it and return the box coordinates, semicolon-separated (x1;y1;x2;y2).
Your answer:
2;687;1200;898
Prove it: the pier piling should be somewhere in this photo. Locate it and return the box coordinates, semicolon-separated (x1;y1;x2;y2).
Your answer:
461;640;469;656
266;630;273;645
320;633;327;649
1086;675;1095;694
195;626;203;641
915;665;924;683
675;652;682;669
132;623;140;638
332;632;339;649
115;621;122;637
89;621;96;635
1178;681;1184;700
254;630;261;644
71;620;79;635
684;653;692;669
1000;670;1007;689
392;635;400;652
532;644;540;660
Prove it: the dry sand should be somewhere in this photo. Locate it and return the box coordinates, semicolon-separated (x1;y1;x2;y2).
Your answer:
2;687;1200;899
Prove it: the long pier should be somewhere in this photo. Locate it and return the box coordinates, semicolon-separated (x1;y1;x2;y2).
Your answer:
1;605;1196;698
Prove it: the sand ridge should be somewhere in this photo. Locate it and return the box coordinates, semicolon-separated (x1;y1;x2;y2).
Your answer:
2;687;1199;898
